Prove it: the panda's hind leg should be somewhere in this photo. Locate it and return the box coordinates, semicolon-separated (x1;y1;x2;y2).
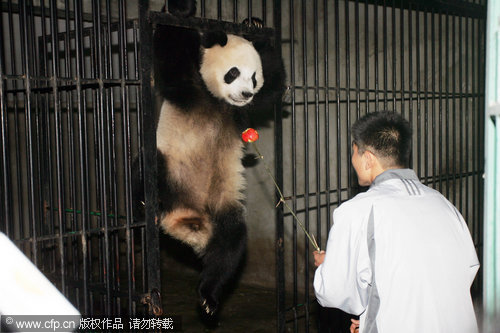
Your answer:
198;204;247;315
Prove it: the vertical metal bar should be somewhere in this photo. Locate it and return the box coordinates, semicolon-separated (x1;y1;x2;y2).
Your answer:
459;14;464;214
473;16;479;258
6;1;24;238
365;0;369;114
74;0;89;315
117;0;134;315
0;2;12;236
438;11;443;193
139;0;162;316
102;0;118;314
392;1;396;113
408;2;413;166
445;11;450;198
313;0;321;266
472;16;479;253
355;0;360;121
383;0;388;111
335;0;341;226
431;8;437;189
248;0;253;23
300;0;310;330
25;2;35;254
262;0;267;26
416;5;422;178
335;0;342;266
102;1;120;313
28;1;43;257
233;0;238;22
287;0;298;329
91;0;111;314
39;0;57;272
105;1;113;80
464;16;469;225
0;13;3;235
103;8;117;311
132;19;141;314
424;8;429;185
324;0;331;234
274;1;285;331
49;0;66;292
374;0;379;112
62;0;78;296
452;14;457;205
400;0;405;117
479;13;487;276
345;0;352;194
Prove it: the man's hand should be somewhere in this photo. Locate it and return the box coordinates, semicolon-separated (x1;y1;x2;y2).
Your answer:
313;250;326;267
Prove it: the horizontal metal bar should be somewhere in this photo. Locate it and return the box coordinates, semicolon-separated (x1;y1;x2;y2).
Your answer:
12;222;147;244
41;20;137;42
148;11;275;38
3;80;141;94
362;0;486;19
283;94;485;107
289;86;485;97
0;2;109;23
44;273;144;302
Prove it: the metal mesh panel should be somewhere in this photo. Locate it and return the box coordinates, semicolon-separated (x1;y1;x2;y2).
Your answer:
0;0;160;316
277;0;486;331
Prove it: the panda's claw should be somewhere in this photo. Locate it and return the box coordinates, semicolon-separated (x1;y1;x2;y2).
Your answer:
199;296;218;316
242;17;264;28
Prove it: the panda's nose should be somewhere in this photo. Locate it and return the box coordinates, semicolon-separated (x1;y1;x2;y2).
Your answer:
242;91;254;99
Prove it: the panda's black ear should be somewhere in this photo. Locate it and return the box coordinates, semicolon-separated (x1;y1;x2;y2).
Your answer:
247;36;270;53
166;0;197;17
201;31;228;48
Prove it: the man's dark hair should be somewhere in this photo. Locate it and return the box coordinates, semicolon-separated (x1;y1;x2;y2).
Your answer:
351;111;412;168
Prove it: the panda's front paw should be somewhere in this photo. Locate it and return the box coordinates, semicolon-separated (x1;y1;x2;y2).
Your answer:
242;17;264;28
200;293;218;316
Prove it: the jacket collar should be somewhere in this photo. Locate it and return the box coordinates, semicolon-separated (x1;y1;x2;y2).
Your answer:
370;168;419;188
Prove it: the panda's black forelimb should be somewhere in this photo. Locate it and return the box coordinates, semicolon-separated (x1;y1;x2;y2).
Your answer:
153;24;204;111
198;204;247;315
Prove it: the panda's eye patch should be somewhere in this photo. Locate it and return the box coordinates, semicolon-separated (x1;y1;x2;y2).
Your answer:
252;72;257;88
224;67;240;84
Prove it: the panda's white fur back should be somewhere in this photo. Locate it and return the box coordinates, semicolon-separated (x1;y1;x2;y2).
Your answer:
156;100;245;253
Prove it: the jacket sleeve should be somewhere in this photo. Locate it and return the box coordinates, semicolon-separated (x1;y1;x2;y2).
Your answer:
452;206;480;286
313;204;372;315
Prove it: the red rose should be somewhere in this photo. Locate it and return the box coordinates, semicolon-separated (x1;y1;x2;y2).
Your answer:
241;128;259;143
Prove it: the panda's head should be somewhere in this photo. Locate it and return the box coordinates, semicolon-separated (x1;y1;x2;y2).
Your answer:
200;34;264;107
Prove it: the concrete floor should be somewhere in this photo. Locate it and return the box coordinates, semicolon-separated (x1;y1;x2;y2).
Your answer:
159;237;277;333
161;264;276;333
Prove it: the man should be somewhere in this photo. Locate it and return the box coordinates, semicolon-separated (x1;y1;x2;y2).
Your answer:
313;112;479;333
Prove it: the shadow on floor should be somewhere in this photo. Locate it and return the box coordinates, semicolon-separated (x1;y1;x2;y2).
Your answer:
161;263;276;332
159;235;276;333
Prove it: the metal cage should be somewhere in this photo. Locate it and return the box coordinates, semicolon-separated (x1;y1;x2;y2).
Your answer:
0;0;487;332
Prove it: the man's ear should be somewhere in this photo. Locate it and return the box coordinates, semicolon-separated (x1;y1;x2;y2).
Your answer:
364;150;376;170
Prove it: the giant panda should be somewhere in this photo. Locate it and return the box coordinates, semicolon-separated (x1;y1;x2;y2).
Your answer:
134;0;284;316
